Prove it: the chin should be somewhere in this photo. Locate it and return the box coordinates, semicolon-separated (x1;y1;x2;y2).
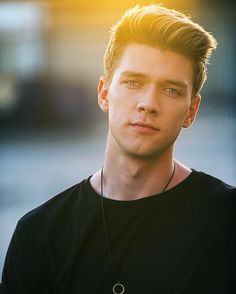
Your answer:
123;146;163;161
121;139;174;160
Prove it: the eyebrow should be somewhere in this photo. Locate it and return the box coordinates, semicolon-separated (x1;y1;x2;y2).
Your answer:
119;71;147;78
161;79;188;89
119;71;188;89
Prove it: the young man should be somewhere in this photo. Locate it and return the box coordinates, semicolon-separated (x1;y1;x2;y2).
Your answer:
1;4;235;294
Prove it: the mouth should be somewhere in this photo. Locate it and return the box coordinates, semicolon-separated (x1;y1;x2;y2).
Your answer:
130;121;159;133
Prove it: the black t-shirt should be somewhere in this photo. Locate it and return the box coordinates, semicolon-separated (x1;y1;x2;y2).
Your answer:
1;170;236;294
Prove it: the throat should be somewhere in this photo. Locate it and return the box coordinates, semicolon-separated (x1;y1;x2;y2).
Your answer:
100;161;176;201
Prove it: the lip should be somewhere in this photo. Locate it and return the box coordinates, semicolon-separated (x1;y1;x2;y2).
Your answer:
131;121;159;133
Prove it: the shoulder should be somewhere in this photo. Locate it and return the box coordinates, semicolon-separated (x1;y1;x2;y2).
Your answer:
16;178;91;238
19;183;79;223
193;170;236;196
171;171;236;233
174;161;235;201
173;169;236;213
189;170;236;217
1;179;93;292
175;168;235;198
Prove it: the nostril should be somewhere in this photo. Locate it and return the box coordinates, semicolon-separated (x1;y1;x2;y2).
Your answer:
138;106;146;112
137;104;159;115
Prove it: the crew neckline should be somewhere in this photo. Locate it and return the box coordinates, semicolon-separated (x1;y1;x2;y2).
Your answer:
85;169;206;207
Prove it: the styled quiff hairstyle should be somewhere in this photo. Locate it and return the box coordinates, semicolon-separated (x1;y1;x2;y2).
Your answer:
103;4;217;95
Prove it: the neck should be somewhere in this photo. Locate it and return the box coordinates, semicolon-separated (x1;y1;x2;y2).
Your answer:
90;134;192;201
103;158;174;200
91;155;183;202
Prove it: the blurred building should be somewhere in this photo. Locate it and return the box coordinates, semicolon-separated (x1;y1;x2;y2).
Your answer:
0;0;235;132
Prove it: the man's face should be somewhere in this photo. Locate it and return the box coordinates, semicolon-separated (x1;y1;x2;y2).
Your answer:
98;43;200;160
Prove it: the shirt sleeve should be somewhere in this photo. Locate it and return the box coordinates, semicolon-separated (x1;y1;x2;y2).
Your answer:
1;222;51;294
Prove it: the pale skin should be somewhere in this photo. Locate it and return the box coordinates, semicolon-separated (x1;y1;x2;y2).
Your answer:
90;43;201;201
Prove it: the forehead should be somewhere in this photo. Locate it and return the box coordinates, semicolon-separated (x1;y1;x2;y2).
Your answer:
113;43;194;87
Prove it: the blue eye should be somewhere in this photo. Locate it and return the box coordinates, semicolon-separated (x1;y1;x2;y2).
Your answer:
124;80;140;87
164;88;180;96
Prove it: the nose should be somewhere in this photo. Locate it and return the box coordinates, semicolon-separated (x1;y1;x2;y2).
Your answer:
137;85;160;115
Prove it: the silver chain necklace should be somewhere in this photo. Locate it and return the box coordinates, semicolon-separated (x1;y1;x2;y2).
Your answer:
100;162;175;294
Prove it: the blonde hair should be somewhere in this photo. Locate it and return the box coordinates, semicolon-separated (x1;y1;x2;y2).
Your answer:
103;4;217;95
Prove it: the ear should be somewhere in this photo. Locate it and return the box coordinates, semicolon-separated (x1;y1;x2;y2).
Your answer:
98;76;109;112
183;94;201;128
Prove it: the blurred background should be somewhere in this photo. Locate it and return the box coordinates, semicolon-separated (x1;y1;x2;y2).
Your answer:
0;0;235;277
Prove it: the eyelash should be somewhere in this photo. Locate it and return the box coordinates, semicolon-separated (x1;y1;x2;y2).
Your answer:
164;88;181;96
123;80;141;87
122;80;182;96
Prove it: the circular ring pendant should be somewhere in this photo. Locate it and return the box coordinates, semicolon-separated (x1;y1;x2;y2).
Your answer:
112;282;125;294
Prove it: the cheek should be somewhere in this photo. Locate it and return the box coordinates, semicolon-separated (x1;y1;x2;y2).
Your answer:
109;104;130;127
165;105;190;130
108;91;134;119
108;98;125;126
